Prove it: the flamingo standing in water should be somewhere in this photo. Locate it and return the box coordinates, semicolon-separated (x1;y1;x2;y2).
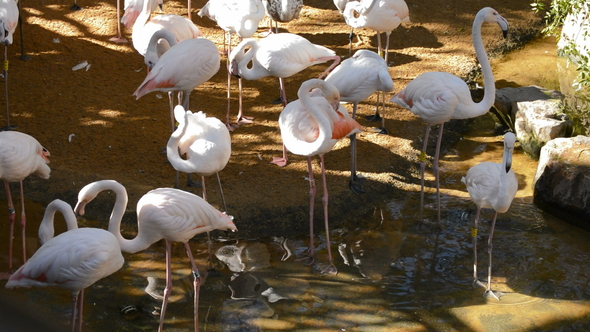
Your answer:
198;0;266;131
167;105;231;207
462;132;518;300
5;227;124;332
390;7;508;227
319;49;393;193
277;79;362;275
343;0;409;128
0;0;19;130
0;131;50;270
133;37;221;132
74;180;237;332
230;32;340;157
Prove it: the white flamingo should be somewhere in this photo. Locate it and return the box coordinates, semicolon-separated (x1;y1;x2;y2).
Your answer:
167;105;231;207
6;227;124;332
0;131;50;270
131;0;202;59
319;49;393;193
277;79;362;274
390;7;508;227
462;132;518;300
0;0;19;130
74;180;237;332
133;37;221;132
229;32;340;139
198;0;266;131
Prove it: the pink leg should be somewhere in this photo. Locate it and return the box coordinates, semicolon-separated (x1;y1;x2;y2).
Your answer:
19;181;26;265
76;289;84;332
384;31;391;65
271;144;288;167
317;56;341;79
158;240;174;332
304;157;316;265
433;124;444;227
237;77;253;125
70;294;77;332
225;33;234;131
5;181;15;269
418;125;431;224
184;242;201;332
319;155;337;275
109;0;128;43
187;0;191;20
485;212;502;300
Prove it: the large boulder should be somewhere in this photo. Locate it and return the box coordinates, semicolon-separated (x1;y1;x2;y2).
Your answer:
534;136;590;231
494;86;571;159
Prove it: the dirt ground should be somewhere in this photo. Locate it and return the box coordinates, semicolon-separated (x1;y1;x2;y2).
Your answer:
3;0;543;237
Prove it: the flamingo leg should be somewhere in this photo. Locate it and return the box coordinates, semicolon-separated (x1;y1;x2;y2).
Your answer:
158;240;174;332
485;212;503;300
216;172;227;212
472;207;485;288
418;124;431;226
70;294;77;332
348;27;354;58
18;180;26;264
184;242;200;331
349;103;365;194
76;289;84;332
302;157;316;266
187;0;192;20
236;77;253;125
319;155;337;275
317;56;341;79
225;33;239;131
109;0;128;43
4;181;15;269
199;176;216;271
432;123;444;228
2;44;16;131
271;144;289;167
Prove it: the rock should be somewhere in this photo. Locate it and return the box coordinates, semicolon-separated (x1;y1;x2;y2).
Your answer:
494;86;570;159
534;136;590;231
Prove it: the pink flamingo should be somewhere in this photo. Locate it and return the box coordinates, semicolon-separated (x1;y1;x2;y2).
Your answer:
6;227;124;332
0;131;50;271
277;79;362;275
228;33;340;132
133;37;221;132
74;180;237;332
390;7;508;227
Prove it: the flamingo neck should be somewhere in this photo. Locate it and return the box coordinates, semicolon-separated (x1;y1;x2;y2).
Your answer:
295;80;335;154
472;12;496;116
166;110;198;173
495;145;514;213
234;41;266;80
38;200;79;245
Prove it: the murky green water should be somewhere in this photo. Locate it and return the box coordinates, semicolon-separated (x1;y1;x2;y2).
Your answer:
2;37;590;331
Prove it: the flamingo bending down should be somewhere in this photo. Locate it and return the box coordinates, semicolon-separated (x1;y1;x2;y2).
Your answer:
0;0;19;130
0;131;50;270
230;33;340;157
320;49;393;193
462;132;518;300
133;37;221;132
74;180;237;332
166;105;231;208
278;79;362;275
5;227;124;332
38;199;79;245
390;7;508;227
198;0;266;131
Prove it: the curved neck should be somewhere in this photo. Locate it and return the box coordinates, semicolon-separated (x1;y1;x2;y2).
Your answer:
166;110;198;173
232;40;265;80
495;145;514;211
298;80;334;152
146;29;177;56
472;12;496;115
132;0;156;38
38;199;79;245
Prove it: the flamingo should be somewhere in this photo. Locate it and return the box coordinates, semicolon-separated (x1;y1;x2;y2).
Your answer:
121;0;158;29
229;32;340;141
133;37;221;132
462;132;518;300
38;199;79;245
0;0;19;130
390;7;508;227
262;0;303;33
343;0;409;127
131;0;202;59
5;227;124;332
319;49;393;193
277;79;362;275
166;105;231;207
110;0;128;43
74;180;237;332
198;0;266;131
0;131;50;270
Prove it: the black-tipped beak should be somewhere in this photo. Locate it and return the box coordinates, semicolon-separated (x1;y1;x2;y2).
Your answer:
502;29;508;39
505;158;512;173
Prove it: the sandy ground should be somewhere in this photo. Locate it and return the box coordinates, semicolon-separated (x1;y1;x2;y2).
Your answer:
2;0;543;237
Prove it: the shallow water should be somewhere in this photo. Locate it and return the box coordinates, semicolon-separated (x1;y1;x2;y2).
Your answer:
2;37;590;332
